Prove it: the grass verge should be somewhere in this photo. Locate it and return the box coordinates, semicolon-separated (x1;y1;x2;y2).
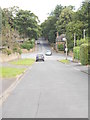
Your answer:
0;67;26;78
59;59;70;64
10;58;35;65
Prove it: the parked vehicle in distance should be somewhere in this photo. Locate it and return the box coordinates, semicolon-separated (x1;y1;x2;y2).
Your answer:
37;41;40;44
45;50;52;56
36;54;44;62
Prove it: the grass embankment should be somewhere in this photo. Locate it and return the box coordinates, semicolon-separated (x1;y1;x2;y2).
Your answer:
59;59;70;64
0;67;25;78
11;58;35;65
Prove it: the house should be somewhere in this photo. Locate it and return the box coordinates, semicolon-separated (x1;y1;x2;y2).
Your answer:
55;32;66;51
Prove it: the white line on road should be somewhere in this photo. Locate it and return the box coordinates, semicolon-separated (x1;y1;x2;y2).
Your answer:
73;67;80;71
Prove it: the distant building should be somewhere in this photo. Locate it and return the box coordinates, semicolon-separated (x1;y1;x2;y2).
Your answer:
55;32;66;51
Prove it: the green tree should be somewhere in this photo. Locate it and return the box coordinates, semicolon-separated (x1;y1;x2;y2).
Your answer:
56;6;74;34
66;21;84;49
14;10;40;39
41;4;63;43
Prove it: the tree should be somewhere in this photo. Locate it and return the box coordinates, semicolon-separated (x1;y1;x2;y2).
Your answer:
41;5;64;43
14;10;40;39
66;21;84;49
41;16;57;43
76;0;89;37
56;6;74;34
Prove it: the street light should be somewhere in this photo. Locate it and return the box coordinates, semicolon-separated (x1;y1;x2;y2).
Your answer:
63;37;68;60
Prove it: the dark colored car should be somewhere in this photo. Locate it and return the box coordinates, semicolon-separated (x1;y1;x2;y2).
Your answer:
36;54;44;62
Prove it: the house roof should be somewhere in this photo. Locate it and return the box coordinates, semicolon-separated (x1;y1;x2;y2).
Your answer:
56;34;66;42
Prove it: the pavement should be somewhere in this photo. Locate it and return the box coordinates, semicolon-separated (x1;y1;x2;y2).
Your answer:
0;62;29;95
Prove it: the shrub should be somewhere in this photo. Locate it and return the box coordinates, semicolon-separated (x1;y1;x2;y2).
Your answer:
7;49;12;55
2;48;7;54
88;43;90;65
2;48;12;55
30;44;34;49
13;47;17;53
21;40;34;51
18;49;22;54
58;44;64;51
80;44;89;65
76;39;88;46
73;47;80;60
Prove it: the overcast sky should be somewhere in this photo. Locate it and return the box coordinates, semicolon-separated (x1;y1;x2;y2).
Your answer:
0;0;83;23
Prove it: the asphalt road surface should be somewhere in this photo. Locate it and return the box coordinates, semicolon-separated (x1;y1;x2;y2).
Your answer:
1;39;88;118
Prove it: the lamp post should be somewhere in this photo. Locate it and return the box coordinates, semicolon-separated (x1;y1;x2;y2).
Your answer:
63;37;68;60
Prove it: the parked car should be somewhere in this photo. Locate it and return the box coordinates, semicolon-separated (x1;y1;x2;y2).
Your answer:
45;50;52;56
36;54;44;62
37;41;40;44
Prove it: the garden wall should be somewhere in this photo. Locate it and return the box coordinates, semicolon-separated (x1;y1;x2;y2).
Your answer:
0;53;21;63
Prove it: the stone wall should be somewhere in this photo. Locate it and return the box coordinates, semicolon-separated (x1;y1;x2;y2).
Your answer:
0;53;21;63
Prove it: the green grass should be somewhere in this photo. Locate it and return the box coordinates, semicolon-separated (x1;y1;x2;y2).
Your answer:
59;59;70;64
0;67;26;78
11;58;35;65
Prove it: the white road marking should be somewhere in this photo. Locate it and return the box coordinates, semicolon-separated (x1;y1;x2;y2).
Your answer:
74;67;80;71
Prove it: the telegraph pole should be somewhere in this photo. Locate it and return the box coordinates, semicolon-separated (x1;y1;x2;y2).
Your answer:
66;39;68;60
83;29;85;40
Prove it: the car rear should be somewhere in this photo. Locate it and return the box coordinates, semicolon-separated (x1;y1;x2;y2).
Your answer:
36;54;44;62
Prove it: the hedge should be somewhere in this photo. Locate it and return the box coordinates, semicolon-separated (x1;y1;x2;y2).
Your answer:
76;38;88;46
58;44;64;51
73;47;80;60
80;44;89;65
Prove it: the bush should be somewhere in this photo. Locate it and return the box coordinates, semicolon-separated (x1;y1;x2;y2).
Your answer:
73;47;80;60
76;39;88;46
2;48;7;54
88;43;90;65
18;49;22;54
21;40;34;51
7;49;12;55
80;44;89;65
2;48;12;55
58;44;64;51
13;47;17;53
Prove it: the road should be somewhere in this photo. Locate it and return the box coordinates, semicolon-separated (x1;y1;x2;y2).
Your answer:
21;39;72;61
1;39;88;118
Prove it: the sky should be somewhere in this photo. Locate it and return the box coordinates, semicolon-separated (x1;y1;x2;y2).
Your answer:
0;0;83;23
